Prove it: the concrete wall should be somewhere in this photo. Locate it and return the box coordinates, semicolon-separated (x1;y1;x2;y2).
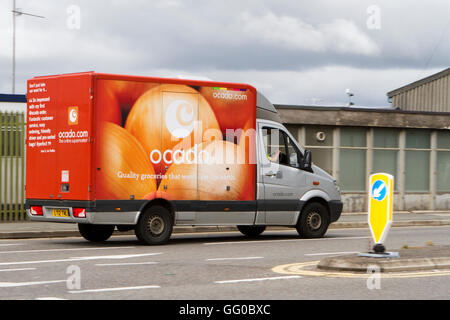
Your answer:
275;107;450;213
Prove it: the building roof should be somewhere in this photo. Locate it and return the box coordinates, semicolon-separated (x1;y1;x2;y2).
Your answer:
275;104;394;112
387;68;450;98
0;94;27;103
274;103;450;129
274;103;450;115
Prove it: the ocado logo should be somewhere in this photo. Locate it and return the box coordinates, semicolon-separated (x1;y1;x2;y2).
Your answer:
68;107;78;125
213;91;248;101
149;145;209;165
165;100;195;138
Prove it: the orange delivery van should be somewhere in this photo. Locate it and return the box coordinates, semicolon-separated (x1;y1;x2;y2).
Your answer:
25;72;342;245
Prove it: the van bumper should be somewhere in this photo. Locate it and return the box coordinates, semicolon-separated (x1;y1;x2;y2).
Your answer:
26;208;140;225
328;200;343;223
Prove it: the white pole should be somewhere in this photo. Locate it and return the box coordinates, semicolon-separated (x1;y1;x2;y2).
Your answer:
12;0;16;94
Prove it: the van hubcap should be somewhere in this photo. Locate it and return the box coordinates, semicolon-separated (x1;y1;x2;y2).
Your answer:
307;212;322;230
147;215;165;235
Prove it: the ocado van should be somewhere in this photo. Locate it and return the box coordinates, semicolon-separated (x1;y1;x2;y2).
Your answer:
26;72;343;244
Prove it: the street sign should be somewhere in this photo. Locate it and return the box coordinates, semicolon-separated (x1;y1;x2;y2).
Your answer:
368;173;394;247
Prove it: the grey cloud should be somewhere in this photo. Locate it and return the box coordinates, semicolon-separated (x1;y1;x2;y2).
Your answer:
1;0;449;106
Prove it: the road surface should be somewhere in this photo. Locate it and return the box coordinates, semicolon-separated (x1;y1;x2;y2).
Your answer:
0;225;448;300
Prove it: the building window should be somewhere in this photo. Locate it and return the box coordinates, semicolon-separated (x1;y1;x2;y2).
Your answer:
339;127;366;191
373;128;399;190
303;125;333;176
437;131;450;192
405;129;430;192
437;131;450;149
406;129;430;149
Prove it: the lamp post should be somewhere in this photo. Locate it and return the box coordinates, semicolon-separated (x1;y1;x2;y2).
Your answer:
11;0;45;94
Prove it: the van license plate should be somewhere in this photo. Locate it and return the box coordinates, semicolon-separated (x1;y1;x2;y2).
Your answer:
52;209;69;217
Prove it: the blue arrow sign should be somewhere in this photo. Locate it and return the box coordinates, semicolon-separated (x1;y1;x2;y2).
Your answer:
371;180;387;201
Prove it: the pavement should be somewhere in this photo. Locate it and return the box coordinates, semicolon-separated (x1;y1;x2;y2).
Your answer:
0;210;449;239
317;245;450;273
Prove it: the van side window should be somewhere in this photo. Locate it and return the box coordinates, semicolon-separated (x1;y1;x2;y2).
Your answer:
285;134;303;168
262;127;288;165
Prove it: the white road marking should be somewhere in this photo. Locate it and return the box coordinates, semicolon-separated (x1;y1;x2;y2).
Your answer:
0;280;66;288
69;285;160;294
206;257;263;261
36;297;67;300
204;236;369;245
215;275;302;284
95;262;159;266
70;253;162;261
304;251;358;256
0;243;23;247
0;268;36;272
0;253;163;266
0;246;135;254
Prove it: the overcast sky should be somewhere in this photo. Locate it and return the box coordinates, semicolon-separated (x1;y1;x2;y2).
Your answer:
0;0;448;107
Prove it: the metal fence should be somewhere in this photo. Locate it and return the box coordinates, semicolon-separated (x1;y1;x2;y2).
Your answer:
0;112;26;221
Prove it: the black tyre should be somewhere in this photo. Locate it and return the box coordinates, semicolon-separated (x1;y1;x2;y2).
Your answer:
237;225;266;237
135;205;173;245
296;202;330;238
78;224;115;242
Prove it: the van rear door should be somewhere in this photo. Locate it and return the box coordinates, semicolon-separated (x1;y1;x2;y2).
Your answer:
26;73;94;201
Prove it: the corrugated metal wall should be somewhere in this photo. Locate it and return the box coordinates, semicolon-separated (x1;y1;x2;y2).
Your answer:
391;73;450;112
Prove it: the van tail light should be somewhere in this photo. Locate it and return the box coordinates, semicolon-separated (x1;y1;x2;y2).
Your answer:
30;206;43;216
73;208;87;218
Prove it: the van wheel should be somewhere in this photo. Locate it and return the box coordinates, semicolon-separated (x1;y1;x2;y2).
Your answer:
135;205;173;245
296;202;329;238
78;224;115;242
237;225;266;237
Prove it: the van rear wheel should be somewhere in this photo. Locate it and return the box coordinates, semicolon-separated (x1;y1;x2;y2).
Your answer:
296;202;329;238
78;224;115;242
237;225;266;237
135;205;173;245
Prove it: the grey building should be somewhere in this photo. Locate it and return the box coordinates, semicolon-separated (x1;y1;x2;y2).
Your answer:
275;68;450;212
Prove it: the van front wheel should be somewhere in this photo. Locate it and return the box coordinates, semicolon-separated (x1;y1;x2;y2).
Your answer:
296;203;329;238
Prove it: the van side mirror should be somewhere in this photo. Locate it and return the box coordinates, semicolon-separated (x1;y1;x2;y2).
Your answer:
300;150;312;171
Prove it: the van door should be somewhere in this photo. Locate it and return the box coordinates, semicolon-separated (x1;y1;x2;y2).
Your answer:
260;125;309;225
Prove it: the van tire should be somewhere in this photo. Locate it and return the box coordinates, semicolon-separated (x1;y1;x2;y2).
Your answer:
135;205;173;245
237;225;266;237
78;224;115;242
296;202;329;238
